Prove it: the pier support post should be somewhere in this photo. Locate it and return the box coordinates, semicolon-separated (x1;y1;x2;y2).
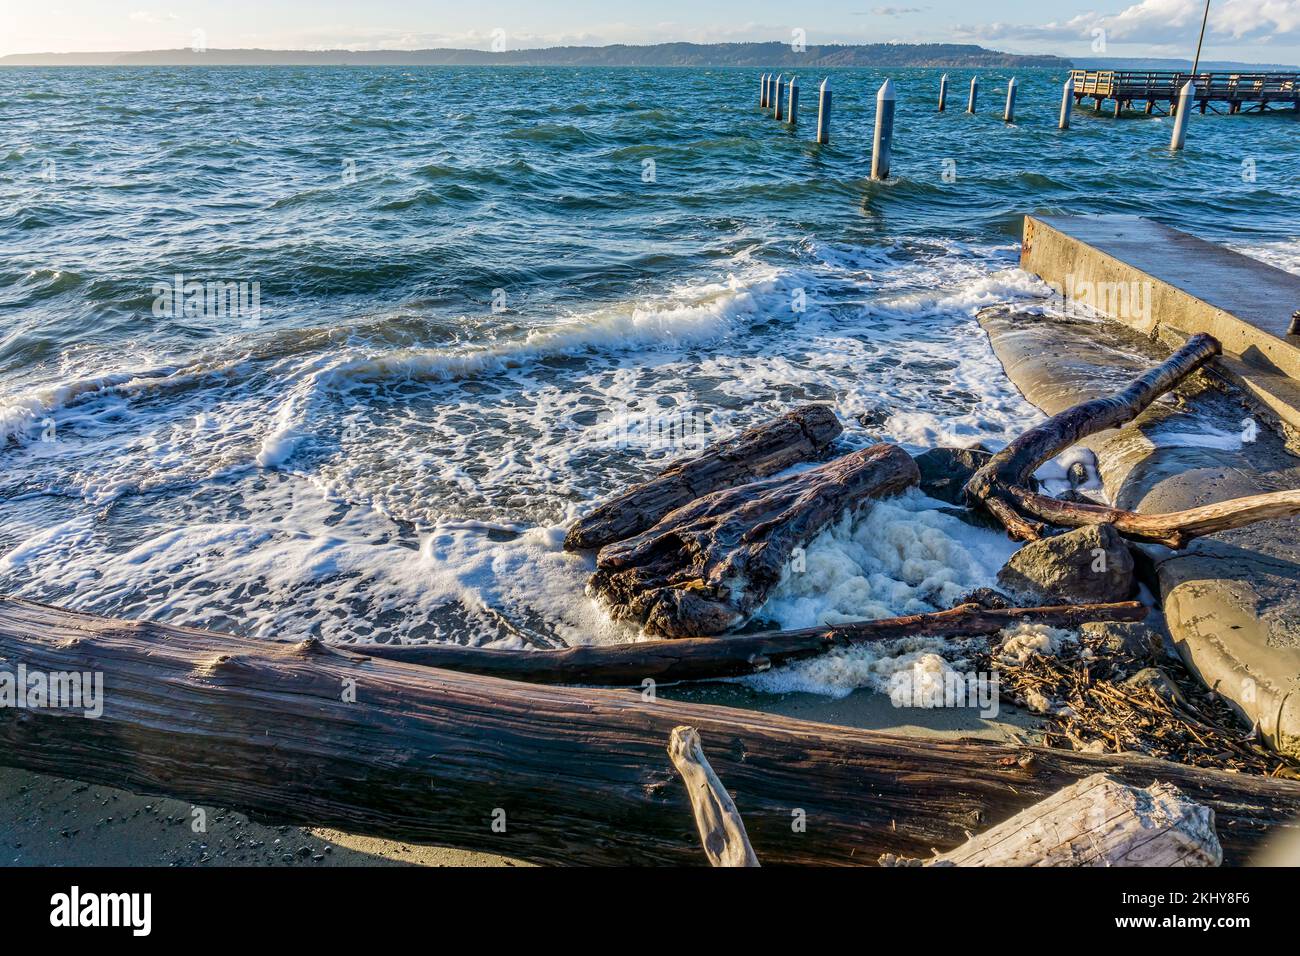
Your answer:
967;76;978;113
760;73;768;108
1059;76;1073;129
938;73;948;112
871;78;895;181
1170;81;1193;150
1004;77;1017;123
815;78;832;144
786;75;799;126
774;75;785;120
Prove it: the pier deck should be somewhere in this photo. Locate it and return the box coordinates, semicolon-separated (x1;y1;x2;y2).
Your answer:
1069;69;1300;116
1021;214;1300;432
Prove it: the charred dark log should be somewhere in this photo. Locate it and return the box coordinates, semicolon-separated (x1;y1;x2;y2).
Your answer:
1;596;1297;866
565;404;842;552
589;442;919;637
355;601;1148;685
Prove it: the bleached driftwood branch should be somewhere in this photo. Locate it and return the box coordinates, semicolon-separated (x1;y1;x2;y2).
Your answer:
667;726;759;867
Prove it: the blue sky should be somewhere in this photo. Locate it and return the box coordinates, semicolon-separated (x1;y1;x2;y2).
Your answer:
4;0;1299;62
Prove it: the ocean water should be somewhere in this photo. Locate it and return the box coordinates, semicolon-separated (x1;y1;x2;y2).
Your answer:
1;66;1297;682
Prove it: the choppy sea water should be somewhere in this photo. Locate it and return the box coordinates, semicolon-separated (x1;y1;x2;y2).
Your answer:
1;66;1296;690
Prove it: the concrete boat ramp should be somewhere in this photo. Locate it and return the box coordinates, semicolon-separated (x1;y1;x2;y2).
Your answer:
988;214;1300;758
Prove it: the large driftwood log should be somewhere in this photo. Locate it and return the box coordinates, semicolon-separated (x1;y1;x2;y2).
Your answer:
965;332;1221;540
565;404;842;552
1;596;1298;866
354;601;1147;685
668;726;759;867
880;773;1222;867
590;442;919;638
965;332;1300;547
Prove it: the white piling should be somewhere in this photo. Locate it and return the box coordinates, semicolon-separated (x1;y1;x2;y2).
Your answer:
967;76;979;113
760;73;768;108
1170;80;1193;150
1003;77;1017;123
774;74;785;120
787;76;799;126
938;73;948;112
871;78;895;181
815;77;832;144
1059;76;1074;129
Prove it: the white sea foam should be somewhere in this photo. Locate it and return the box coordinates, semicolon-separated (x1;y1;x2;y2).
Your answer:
0;241;1051;668
760;490;1019;629
0;477;622;648
741;490;1019;698
1233;240;1300;277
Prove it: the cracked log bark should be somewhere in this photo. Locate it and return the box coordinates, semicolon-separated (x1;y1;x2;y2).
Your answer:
589;442;919;638
1;596;1297;866
354;601;1147;685
564;404;842;552
961;332;1300;547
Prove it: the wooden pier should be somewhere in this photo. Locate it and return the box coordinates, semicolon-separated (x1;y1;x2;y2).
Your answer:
1069;69;1300;117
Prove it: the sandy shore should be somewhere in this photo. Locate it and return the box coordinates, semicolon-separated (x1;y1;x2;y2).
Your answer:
0;686;1040;867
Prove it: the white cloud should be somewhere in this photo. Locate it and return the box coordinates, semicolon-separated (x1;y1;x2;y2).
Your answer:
959;0;1300;46
128;10;180;25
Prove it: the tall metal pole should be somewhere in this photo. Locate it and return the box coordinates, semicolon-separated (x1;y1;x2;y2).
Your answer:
871;78;895;181
1191;0;1211;76
815;77;832;144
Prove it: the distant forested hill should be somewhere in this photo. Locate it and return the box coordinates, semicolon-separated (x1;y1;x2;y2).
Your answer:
1;42;1071;68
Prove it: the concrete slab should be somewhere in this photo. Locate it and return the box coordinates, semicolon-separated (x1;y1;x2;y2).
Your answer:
1021;214;1300;434
979;306;1300;758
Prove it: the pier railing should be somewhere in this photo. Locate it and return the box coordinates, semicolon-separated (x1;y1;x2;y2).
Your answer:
1069;69;1300;103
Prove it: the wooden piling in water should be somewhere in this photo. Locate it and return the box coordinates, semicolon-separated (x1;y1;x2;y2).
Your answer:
760;73;768;108
1170;80;1193;150
1004;77;1017;123
1059;76;1073;129
967;76;978;113
938;73;948;112
871;78;895;181
787;76;799;126
816;77;832;144
774;75;785;120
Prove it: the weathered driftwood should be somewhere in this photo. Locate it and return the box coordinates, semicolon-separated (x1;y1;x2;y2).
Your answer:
355;601;1148;685
565;404;843;552
963;332;1300;547
1;596;1297;866
590;442;920;637
880;773;1222;867
668;726;759;867
1001;486;1300;550
965;332;1221;540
